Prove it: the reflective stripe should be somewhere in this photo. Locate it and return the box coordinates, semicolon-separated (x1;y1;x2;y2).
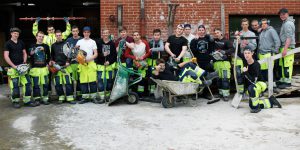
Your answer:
66;95;74;101
59;96;65;101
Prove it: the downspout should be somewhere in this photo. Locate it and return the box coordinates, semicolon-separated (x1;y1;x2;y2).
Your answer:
140;0;146;38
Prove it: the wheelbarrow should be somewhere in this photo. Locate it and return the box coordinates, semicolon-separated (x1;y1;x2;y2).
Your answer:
150;77;205;108
108;40;142;106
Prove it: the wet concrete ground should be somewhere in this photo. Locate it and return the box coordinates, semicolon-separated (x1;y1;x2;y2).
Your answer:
0;84;299;150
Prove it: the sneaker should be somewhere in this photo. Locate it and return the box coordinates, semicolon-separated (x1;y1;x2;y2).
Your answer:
12;102;21;108
250;107;261;113
69;101;77;104
24;101;37;107
205;71;219;80
269;95;282;108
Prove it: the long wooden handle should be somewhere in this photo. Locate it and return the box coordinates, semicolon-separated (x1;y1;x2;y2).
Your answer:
233;37;240;92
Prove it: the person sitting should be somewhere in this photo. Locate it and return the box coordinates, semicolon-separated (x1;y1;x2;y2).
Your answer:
152;58;218;86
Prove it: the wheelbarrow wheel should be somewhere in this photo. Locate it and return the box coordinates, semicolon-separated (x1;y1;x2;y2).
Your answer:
161;96;174;108
125;92;139;104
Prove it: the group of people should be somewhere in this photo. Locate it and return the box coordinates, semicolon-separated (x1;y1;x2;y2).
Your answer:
4;8;294;113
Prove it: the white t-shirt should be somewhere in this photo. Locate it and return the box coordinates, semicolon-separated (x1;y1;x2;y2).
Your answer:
76;38;97;60
132;42;146;57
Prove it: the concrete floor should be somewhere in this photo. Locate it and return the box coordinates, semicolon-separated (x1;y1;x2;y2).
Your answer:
0;84;299;150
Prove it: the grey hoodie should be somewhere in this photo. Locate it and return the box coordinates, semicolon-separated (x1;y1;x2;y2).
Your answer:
258;26;281;54
233;30;257;53
280;17;295;48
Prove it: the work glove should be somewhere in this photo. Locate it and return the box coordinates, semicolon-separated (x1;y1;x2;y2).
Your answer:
36;17;41;23
64;17;69;23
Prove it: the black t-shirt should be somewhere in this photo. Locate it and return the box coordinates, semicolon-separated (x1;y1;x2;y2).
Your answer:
152;64;178;81
190;34;214;64
29;43;50;68
4;39;25;66
167;35;188;57
243;60;264;88
95;39;117;65
51;41;68;66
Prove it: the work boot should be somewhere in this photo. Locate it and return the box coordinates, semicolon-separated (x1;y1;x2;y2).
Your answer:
78;97;88;104
223;96;229;101
205;71;219;80
92;98;104;104
250;107;261;113
12;102;21;108
57;100;64;104
269;95;282;108
34;99;41;106
42;101;50;105
277;83;291;89
24;101;37;107
69;100;76;104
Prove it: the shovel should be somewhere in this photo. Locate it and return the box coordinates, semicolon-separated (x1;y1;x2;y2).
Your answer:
231;36;243;108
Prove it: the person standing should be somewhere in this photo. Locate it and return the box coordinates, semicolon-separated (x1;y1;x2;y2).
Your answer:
277;8;296;89
165;24;188;63
4;27;35;108
258;18;280;82
212;28;233;101
66;25;83;100
29;31;51;105
50;30;75;104
32;17;71;50
96;29;117;102
233;18;257;94
76;26;99;104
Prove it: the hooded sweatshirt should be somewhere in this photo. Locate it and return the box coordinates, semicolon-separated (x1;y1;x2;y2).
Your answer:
280;17;295;48
258;26;281;54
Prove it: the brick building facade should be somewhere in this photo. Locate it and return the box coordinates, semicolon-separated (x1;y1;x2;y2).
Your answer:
100;0;300;40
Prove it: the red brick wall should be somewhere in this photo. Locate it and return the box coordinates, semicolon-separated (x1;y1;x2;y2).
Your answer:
100;0;300;40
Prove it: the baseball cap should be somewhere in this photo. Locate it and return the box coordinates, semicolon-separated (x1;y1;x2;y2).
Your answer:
83;26;91;31
177;24;184;29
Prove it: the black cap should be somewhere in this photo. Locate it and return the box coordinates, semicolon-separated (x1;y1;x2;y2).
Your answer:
244;45;254;52
198;25;205;29
278;8;288;14
184;24;191;29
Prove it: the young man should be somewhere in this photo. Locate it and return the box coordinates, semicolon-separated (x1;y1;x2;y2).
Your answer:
233;18;257;94
183;24;195;62
250;19;261;59
32;17;71;49
258;18;280;82
165;24;188;63
4;27;35;108
50;30;75;104
190;25;214;72
147;29;165;94
242;46;281;113
115;27;134;65
277;8;296;89
29;31;51;105
124;31;151;97
152;58;216;86
212;28;233;101
96;29;117;102
76;26;99;104
66;25;83;100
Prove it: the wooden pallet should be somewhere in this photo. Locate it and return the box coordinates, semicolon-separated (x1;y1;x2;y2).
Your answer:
274;76;300;97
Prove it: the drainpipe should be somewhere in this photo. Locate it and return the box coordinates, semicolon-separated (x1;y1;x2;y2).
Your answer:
140;0;146;38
